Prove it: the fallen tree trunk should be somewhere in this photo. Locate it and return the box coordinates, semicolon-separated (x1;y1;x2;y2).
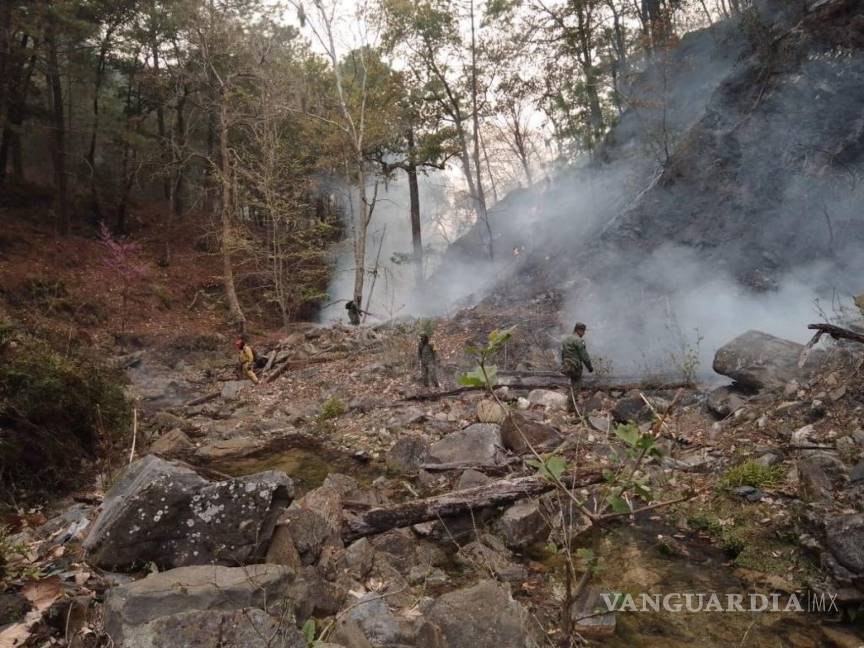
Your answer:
342;471;602;541
266;353;349;383
404;377;691;402
807;323;864;345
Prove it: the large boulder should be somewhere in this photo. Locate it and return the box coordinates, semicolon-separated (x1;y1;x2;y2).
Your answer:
416;580;538;648
500;414;562;455
84;456;293;570
103;564;296;645
712;330;821;390
823;513;864;599
428;424;503;467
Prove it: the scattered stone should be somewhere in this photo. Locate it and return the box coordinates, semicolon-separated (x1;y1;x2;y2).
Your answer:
851;462;864;484
611;397;650;424
756;452;781;467
835;436;857;460
571;586;616;638
274;508;339;566
221;380;248;400
339;593;414;646
149;429;194;458
456;538;526;582
829;385;847;402
516;397;530;411
730;485;764;502
495;500;548;548
791;424;815;447
477;399;507;424
415;580;536;648
500;413;562;455
428;424;503;467
84;456;294;571
456;469;492;489
783;380;800;399
706;386;747;419
386;436;430;474
103;564;296;645
588;416;611;434
712;330;822;390
343;538;375;579
797;453;848;502
824;514;864;575
527;389;569;411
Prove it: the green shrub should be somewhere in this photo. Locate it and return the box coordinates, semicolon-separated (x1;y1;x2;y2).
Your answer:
0;322;130;498
318;396;346;420
720;460;784;489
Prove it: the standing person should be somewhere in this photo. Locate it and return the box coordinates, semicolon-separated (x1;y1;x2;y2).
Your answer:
235;336;260;385
560;322;593;388
345;300;361;326
418;333;440;388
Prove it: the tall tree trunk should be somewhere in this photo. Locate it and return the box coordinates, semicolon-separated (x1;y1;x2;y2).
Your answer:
45;18;69;235
218;91;246;329
406;129;423;287
171;86;188;219
469;0;493;260
352;157;369;307
151;42;170;202
0;33;32;186
86;36;111;224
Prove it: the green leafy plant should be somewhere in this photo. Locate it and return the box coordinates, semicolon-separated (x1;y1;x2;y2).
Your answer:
526;454;567;482
459;326;515;389
318;396;347;420
302;618;316;646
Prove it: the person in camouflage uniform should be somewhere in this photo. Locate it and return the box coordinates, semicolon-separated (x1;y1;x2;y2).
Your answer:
418;333;440;388
560;322;593;387
345;300;361;326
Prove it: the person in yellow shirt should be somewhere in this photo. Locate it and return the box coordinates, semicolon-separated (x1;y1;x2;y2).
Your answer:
235;337;260;384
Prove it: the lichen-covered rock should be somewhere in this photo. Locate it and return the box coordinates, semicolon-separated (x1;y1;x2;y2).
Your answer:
526;389;568;411
84;455;293;570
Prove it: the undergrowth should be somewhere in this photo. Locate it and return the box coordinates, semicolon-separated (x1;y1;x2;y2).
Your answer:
720;460;784;489
0;320;131;499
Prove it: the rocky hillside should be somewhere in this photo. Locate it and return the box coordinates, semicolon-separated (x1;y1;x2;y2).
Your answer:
428;0;864;349
2;314;863;647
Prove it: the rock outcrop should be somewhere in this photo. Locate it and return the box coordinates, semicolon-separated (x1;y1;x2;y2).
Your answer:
84;456;293;570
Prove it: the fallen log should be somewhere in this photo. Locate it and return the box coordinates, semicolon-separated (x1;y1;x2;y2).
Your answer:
342;471;602;541
266;353;349;383
184;390;221;407
807;323;864;345
403;377;692;402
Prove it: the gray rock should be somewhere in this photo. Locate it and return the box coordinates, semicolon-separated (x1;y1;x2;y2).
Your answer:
121;608;306;648
495;500;548;548
456;538;527;583
148;429;194;458
84;456;293;570
456;469;492;489
570;585;616;638
611;397;651;424
221;380;248;400
851;462;864;484
797;452;847;502
756;452;781;467
344;538;375;579
500;413;562;455
103;564;295;644
428;424;503;467
340;593;415;646
825;514;864;575
730;485;764;502
386;436;430;474
706;386;747;419
416;580;537;648
527;389;568;411
274;508;337;566
712;330;823;390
